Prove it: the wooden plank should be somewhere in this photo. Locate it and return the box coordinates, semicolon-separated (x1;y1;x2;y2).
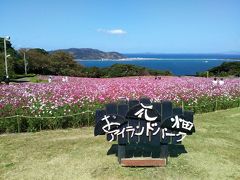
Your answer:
106;103;117;114
95;109;106;124
118;104;129;144
94;110;107;136
118;144;126;163
129;100;139;108
160;144;168;159
126;100;139;144
173;107;183;116
107;133;117;142
118;104;129;117
160;101;172;145
105;103;120;142
118;98;128;105
184;111;195;133
172;133;182;144
184;111;194;123
150;122;161;145
118;125;128;144
140;97;151;105
121;158;166;167
128;119;139;144
161;101;173;120
152;144;161;158
152;102;162;120
160;128;170;144
139;121;149;144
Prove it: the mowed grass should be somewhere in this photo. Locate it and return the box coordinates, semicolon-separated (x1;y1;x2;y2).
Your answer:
0;108;240;180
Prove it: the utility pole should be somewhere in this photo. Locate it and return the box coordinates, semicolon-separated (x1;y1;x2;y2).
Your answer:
24;51;28;75
3;37;9;79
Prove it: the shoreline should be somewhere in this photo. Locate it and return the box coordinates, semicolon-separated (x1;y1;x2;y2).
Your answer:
75;58;240;61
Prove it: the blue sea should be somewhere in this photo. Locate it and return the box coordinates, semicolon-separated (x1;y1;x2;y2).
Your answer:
76;54;240;75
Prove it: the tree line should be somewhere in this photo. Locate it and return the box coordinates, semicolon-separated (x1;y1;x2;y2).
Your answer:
0;38;171;79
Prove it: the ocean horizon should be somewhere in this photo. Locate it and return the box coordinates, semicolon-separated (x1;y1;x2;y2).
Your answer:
76;53;240;76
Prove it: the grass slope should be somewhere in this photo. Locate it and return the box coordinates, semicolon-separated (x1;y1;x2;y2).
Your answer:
0;108;240;180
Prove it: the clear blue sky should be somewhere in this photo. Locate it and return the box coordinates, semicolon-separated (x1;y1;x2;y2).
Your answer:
0;0;239;53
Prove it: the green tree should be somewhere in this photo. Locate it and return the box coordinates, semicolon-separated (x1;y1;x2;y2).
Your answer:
49;51;83;76
99;64;171;77
24;48;50;74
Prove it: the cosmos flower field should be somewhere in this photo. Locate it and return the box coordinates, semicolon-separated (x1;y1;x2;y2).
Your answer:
0;76;240;132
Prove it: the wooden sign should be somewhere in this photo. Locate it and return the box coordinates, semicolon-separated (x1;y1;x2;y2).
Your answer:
94;97;195;166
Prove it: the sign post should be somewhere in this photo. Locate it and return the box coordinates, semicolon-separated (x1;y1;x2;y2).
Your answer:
94;97;195;167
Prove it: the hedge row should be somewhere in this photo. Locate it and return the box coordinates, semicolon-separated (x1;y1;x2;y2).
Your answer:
0;98;239;133
0;112;94;133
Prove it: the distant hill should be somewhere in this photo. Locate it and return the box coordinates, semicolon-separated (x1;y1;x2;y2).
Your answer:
49;48;126;60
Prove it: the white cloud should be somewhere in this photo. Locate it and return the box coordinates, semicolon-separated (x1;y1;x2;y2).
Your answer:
108;29;127;34
97;28;127;35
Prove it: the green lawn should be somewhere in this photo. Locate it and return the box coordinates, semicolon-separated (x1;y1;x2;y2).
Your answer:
0;108;240;180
